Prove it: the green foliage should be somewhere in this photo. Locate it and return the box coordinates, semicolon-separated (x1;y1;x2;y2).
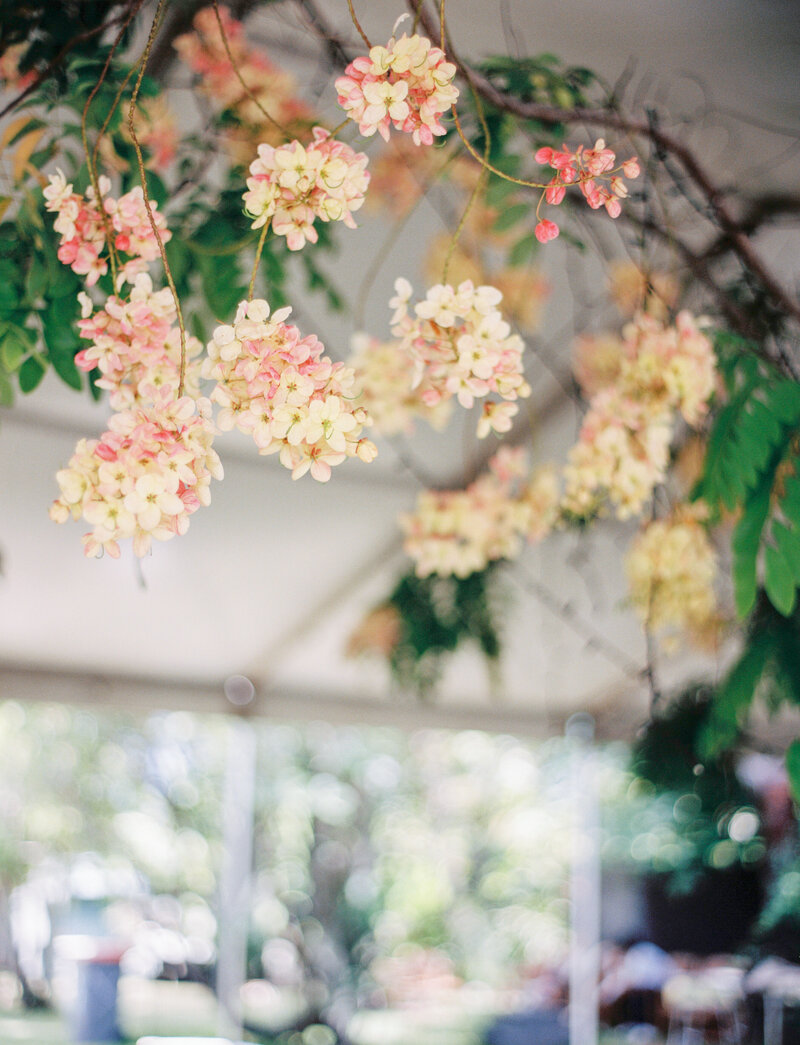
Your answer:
630;686;764;881
701;596;800;756
385;567;502;696
694;332;800;618
0;1;131;94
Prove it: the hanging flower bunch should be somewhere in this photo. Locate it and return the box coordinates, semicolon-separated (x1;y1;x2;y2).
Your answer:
625;502;719;648
203;298;376;482
619;310;717;427
389;277;531;437
533;140;640;243
400;447;559;578
74;274;203;410
243;127;370;250
335;27;459;145
49;393;223;559
44;161;225;558
347;333;453;436
43;171;171;285
562;311;715;520
562;391;673;521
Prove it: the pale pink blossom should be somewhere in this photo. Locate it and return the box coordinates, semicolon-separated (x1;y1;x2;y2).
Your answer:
625;502;719;649
389;278;530;437
203;298;376;480
174;4;316;154
44;171;171;285
243;127;369;249
50;394;222;558
400;449;557;578
75;273;202;410
335;30;458;146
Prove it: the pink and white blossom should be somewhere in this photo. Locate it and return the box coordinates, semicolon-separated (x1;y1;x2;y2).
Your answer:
203;298;376;480
389;278;530;437
243;128;369;249
335;30;458;146
50;394;222;558
400;449;558;578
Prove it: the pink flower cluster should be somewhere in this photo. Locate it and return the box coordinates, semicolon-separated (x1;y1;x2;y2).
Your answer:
203;298;377;481
174;5;314;149
533;139;640;243
620;310;717;427
43;170;171;285
46;173;222;559
400;448;559;578
389;278;530;438
335;30;458;146
243;127;370;250
74;273;203;410
347;333;452;436
50;394;223;559
563;311;716;520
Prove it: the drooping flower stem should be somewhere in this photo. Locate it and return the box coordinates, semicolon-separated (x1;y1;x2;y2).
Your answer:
346;0;372;50
248;222;270;302
211;0;289;139
127;0;188;396
442;85;490;284
80;0;143;286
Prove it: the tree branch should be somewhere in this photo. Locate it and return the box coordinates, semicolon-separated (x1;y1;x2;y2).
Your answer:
409;0;800;336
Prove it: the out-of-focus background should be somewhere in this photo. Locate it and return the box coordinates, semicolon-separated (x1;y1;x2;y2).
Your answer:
1;0;800;1043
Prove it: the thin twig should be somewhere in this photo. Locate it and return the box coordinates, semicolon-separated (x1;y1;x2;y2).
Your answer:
409;0;800;334
127;0;188;396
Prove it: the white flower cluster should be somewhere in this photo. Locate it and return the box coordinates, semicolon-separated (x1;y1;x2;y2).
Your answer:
625;503;718;648
50;395;223;559
347;333;452;436
400;448;559;578
203;299;376;481
243;127;370;250
389;278;530;438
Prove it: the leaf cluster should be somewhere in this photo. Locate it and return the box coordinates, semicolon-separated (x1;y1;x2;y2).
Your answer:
631;685;762;878
0;1;136;95
694;331;800;619
386;567;502;697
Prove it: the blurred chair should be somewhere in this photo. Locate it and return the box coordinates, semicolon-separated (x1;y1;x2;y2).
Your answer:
746;958;800;1045
662;967;745;1044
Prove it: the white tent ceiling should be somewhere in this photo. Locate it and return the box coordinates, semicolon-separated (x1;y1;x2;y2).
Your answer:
1;0;799;736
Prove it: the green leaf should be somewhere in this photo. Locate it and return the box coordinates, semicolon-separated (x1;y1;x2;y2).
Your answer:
769;380;800;424
508;232;538;267
764;542;797;616
25;254;48;301
732;468;773;617
699;637;773;757
0;370;13;407
773;522;800;584
18;354;46;393
492;203;530;233
0;330;26;372
0;278;18;312
786;740;800;804
144;170;168;209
